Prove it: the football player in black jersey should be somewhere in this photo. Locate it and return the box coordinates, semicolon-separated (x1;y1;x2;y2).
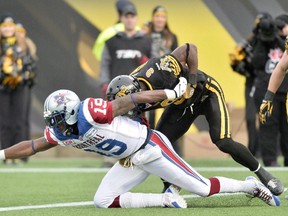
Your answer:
106;43;284;196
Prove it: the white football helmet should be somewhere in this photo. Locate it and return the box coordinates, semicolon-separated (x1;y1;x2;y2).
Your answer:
43;89;80;132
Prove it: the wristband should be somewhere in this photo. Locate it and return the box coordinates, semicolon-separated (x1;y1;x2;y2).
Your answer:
0;150;5;160
130;94;138;108
164;89;176;100
264;90;275;101
31;140;38;154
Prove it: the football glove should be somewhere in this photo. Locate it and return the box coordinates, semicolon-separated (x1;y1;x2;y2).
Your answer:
259;90;274;124
259;100;273;124
164;77;187;100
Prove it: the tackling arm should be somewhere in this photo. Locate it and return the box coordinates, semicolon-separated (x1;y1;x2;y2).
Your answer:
0;137;56;160
112;90;168;118
112;78;187;117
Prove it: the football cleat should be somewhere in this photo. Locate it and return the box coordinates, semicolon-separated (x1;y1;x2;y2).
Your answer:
246;176;281;206
163;185;187;208
266;178;284;196
161;179;172;193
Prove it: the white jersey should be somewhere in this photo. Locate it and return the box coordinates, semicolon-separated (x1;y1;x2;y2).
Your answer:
44;98;148;159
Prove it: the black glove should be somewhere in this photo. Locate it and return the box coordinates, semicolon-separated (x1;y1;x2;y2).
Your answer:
259;90;274;124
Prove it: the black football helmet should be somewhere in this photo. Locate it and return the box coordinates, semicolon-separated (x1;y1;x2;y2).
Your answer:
106;75;142;118
106;75;141;101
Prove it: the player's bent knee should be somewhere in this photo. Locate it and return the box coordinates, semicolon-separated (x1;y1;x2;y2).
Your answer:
93;194;110;208
94;193;121;208
215;138;233;153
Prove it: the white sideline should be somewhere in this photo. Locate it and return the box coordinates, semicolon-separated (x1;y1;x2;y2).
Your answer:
0;201;94;212
0;193;244;212
0;167;287;173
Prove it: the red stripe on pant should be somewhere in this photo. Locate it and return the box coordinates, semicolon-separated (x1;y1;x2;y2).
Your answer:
150;131;200;178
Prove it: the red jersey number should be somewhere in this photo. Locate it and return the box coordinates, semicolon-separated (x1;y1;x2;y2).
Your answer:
88;98;112;124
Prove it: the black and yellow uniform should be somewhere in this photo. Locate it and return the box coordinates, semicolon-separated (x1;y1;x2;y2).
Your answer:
132;54;232;143
131;54;275;188
0;21;36;165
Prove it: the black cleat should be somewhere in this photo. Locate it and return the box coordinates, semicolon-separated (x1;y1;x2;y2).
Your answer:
255;166;284;196
162;181;172;193
266;178;284;196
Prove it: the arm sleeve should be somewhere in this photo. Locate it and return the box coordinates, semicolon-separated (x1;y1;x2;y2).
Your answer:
44;128;58;145
87;98;113;124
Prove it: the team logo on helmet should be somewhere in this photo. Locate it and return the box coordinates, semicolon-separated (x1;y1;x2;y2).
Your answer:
116;85;130;98
53;93;72;107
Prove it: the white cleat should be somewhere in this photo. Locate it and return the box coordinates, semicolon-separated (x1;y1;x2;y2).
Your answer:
246;176;281;206
163;185;187;208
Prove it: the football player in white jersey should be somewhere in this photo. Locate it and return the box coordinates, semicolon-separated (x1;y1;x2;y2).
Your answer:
0;79;280;208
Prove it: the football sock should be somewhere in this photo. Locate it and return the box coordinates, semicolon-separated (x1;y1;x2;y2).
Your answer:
215;176;254;194
119;192;164;208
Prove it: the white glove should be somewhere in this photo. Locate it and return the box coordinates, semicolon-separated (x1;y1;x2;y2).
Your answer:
164;77;187;100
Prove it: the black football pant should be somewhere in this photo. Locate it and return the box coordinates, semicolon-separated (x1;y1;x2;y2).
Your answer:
156;78;259;171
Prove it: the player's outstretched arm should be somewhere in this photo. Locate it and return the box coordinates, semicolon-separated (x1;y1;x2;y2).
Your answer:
112;77;187;117
0;137;56;160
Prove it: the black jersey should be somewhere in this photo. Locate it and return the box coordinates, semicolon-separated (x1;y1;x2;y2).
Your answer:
130;54;212;110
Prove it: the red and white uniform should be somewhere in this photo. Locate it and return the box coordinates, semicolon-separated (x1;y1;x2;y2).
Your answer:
45;98;148;159
44;98;218;208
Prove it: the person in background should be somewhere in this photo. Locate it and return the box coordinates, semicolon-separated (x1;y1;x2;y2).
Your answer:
99;3;151;95
0;14;37;165
228;13;273;157
275;14;288;40
251;14;288;167
142;6;178;58
92;0;139;62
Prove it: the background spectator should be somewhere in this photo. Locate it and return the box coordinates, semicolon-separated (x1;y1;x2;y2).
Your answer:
275;13;288;40
92;0;139;62
142;6;178;58
228;13;273;157
0;14;37;165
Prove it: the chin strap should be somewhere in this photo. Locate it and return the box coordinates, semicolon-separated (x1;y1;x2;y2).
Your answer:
63;125;73;136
